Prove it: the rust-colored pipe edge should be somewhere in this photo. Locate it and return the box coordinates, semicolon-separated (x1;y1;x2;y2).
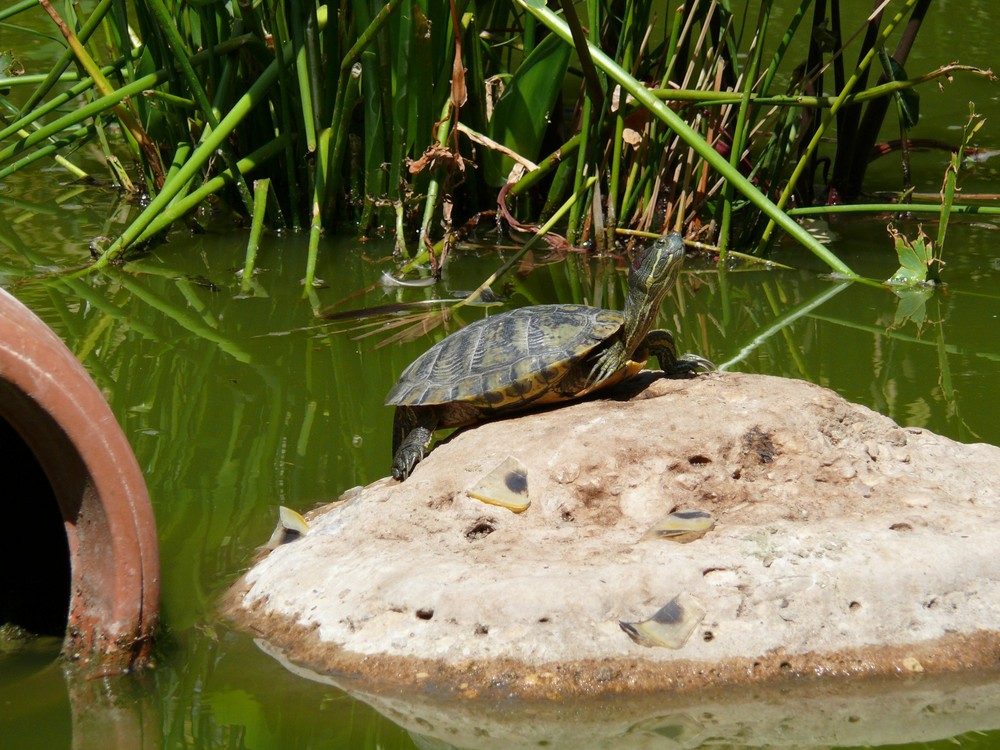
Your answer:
0;288;159;672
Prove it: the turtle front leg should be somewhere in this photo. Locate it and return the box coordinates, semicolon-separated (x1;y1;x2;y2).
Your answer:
585;339;628;389
391;405;438;480
642;329;715;377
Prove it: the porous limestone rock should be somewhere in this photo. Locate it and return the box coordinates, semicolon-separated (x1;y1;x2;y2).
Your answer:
225;372;1000;699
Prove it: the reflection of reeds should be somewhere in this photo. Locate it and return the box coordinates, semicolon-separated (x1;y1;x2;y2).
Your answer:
1;1;993;275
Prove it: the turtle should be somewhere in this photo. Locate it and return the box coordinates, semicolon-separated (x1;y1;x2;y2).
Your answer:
385;232;713;480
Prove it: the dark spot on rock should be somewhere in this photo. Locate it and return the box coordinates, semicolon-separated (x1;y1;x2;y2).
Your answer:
890;522;912;531
475;623;489;635
688;454;712;465
416;608;434;620
561;510;575;522
538;616;550;623
743;426;776;464
429;494;454;510
732;468;742;479
465;517;497;540
779;661;791;669
849;601;861;611
504;469;528;495
703;630;714;642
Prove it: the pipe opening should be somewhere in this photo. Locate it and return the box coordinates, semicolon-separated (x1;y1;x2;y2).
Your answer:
0;415;71;638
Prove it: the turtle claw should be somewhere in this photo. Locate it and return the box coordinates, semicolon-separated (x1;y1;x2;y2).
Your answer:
668;353;715;377
586;341;627;389
588;360;615;389
392;447;424;481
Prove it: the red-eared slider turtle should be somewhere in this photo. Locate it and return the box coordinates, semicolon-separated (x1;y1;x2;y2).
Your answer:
386;232;713;480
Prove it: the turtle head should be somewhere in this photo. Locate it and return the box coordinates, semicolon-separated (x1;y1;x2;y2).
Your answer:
622;232;686;355
628;232;685;295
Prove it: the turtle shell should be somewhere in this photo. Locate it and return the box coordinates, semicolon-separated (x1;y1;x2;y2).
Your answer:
386;304;625;411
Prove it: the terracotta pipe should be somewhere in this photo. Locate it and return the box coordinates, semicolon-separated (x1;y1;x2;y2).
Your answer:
0;288;158;671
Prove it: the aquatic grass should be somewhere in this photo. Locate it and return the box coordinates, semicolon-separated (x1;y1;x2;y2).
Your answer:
0;0;994;281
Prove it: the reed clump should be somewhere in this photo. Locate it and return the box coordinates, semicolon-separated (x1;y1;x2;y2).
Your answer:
0;0;993;280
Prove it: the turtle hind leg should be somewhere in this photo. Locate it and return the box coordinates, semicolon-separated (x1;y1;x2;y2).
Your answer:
643;329;715;377
391;406;437;481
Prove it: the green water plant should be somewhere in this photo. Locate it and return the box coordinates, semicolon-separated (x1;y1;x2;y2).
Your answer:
886;224;939;286
936;105;987;257
884;103;986;289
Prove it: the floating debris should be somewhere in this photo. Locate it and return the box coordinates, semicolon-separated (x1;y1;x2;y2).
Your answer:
467;456;529;512
263;506;310;550
641;510;715;543
379;271;437;288
619;592;706;649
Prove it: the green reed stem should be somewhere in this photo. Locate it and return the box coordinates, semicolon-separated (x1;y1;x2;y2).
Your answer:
290;0;318;153
242;179;270;294
788;203;1000;217
304;127;332;293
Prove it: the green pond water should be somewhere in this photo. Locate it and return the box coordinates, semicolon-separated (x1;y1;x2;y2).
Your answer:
3;3;1000;749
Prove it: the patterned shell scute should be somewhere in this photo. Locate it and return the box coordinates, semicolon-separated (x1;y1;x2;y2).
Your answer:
386;304;624;407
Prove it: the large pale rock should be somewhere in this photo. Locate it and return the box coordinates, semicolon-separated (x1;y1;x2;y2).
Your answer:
225;372;1000;700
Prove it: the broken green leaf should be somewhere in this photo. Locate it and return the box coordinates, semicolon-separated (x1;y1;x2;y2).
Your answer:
886;225;941;286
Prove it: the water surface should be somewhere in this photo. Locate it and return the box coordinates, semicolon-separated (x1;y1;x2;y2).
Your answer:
2;1;1000;747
